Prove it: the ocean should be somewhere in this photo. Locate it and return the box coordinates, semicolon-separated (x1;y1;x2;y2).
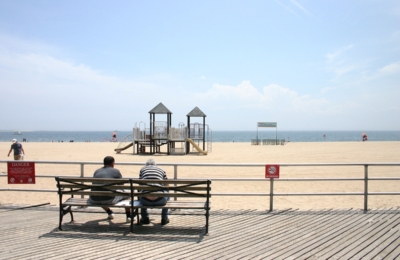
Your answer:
1;130;399;143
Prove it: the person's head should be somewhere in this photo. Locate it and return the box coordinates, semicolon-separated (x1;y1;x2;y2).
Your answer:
12;139;17;144
103;156;115;167
145;158;156;166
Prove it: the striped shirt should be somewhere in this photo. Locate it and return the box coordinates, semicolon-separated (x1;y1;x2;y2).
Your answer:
139;165;168;197
139;165;168;182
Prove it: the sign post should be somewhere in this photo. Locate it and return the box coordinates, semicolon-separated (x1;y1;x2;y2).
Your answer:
265;164;280;211
7;162;36;184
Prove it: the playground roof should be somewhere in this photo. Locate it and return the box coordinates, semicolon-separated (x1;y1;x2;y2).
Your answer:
149;102;172;114
187;106;206;117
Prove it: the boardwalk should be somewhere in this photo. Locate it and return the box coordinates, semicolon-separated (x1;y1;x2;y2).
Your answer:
0;204;399;259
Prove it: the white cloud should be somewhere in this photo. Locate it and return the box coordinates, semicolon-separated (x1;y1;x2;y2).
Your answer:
377;62;400;76
198;81;330;113
391;5;400;17
194;81;379;130
360;61;400;82
325;45;357;79
290;0;311;16
1;33;398;131
0;36;165;130
321;86;334;94
206;81;261;100
273;0;297;16
0;33;60;56
0;51;156;101
326;45;354;63
274;0;312;16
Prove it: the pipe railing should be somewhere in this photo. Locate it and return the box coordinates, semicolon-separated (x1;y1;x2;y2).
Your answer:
1;160;399;211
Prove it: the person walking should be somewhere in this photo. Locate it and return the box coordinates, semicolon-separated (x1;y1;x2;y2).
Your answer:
7;139;25;160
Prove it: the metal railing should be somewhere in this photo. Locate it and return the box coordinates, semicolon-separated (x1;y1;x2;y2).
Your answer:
1;160;399;211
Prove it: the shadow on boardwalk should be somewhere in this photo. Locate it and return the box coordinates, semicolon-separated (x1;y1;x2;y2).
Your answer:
0;205;399;259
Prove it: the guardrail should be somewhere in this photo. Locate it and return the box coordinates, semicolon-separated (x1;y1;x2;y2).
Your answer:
1;160;399;211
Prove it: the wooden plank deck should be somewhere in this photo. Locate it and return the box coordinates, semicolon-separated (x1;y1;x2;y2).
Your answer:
0;204;399;259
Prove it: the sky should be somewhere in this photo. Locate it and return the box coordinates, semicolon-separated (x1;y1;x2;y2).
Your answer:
0;0;399;131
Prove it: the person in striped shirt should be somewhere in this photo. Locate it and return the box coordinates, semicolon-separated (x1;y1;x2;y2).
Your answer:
139;158;170;225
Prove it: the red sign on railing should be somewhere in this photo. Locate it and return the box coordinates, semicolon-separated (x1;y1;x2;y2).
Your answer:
7;162;36;184
265;165;280;178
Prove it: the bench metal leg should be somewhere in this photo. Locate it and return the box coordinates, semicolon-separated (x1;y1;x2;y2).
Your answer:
205;209;209;234
58;208;63;231
130;208;138;233
135;208;140;225
65;206;74;222
130;210;134;233
128;208;140;233
59;206;73;230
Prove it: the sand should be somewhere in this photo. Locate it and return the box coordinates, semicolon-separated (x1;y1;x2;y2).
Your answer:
1;141;399;210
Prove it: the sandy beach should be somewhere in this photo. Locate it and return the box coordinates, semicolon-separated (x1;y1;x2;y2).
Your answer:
1;141;399;210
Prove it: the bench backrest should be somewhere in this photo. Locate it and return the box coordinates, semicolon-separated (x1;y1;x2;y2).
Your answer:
131;179;211;199
55;177;211;200
56;177;133;198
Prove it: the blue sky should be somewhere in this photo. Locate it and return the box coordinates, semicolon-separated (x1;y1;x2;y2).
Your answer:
1;0;399;131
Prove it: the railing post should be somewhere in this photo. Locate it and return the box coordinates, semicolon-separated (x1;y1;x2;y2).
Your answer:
364;164;368;212
80;163;84;178
174;165;177;201
80;163;84;198
269;179;274;212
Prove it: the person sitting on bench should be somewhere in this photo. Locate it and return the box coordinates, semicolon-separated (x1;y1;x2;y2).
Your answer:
139;158;170;225
89;156;132;222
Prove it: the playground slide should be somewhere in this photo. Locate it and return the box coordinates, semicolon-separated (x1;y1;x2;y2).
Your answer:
186;138;208;155
114;142;133;153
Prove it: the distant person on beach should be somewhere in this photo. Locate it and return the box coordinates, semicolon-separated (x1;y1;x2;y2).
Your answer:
7;139;25;160
89;156;132;222
138;158;170;225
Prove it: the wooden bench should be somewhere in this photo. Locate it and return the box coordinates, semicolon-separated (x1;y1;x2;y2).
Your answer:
55;177;211;234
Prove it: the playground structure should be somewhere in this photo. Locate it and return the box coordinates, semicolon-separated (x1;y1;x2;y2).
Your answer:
115;103;212;155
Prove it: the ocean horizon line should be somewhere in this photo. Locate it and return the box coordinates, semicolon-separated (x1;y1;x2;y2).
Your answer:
1;129;399;132
0;130;399;142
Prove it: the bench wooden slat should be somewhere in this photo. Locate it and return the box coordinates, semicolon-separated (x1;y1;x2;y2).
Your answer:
135;193;210;197
63;198;131;207
57;177;131;183
61;191;209;197
60;191;131;196
58;184;130;190
63;198;209;209
131;179;210;184
59;185;209;191
134;201;210;209
135;185;209;191
59;178;208;184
